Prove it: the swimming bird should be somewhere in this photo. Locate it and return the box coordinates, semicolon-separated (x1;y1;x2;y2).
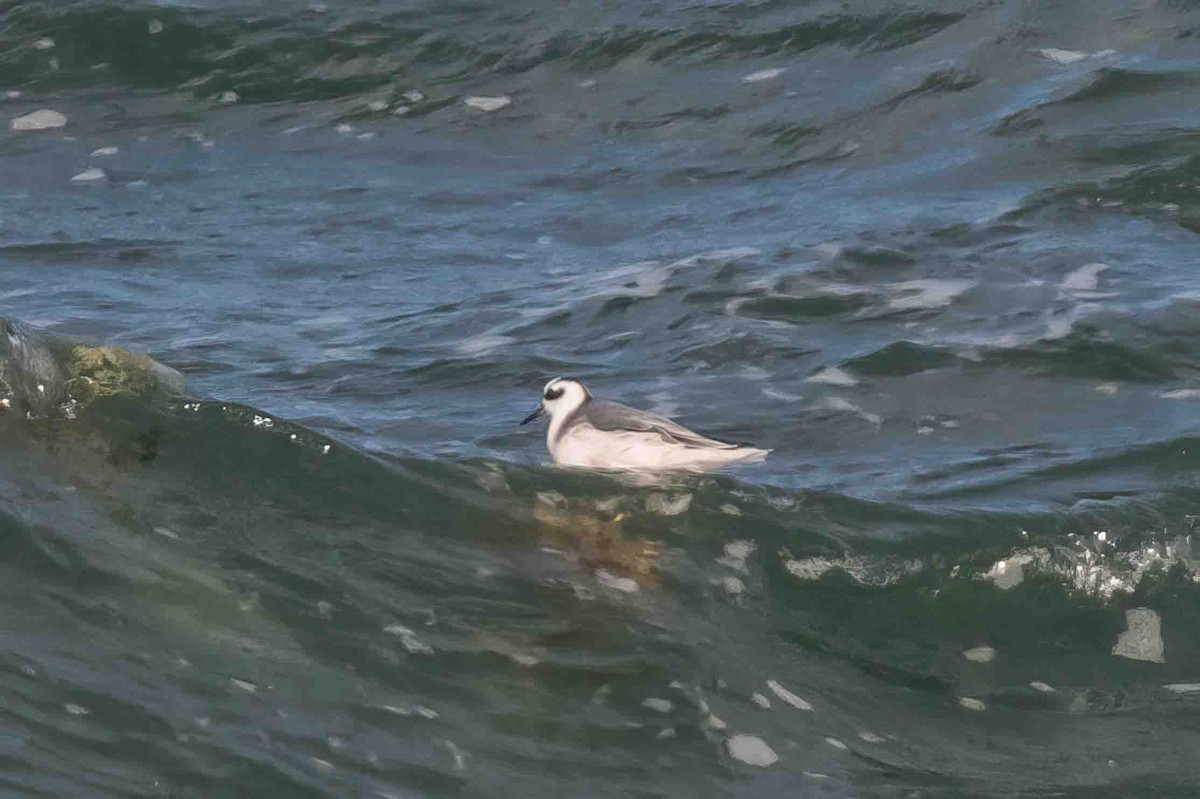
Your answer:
519;377;769;471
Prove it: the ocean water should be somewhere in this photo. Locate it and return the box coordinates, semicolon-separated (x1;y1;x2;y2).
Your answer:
4;1;1200;795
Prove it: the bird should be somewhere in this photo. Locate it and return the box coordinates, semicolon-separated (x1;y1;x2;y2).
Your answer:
519;377;770;471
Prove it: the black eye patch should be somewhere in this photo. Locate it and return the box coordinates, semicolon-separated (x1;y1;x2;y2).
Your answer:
544;387;564;401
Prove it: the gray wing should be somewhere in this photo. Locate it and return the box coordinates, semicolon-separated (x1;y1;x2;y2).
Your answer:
580;400;738;450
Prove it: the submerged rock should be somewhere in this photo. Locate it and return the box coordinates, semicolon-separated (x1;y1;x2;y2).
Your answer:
645;492;692;516
0;316;184;419
68;344;185;400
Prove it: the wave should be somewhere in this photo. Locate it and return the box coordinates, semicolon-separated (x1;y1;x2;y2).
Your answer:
7;322;1200;794
1;4;964;103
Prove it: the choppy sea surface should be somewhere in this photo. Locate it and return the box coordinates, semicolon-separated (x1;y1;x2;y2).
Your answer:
5;1;1200;795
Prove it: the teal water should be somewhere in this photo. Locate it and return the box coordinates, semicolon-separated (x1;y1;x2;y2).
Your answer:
4;1;1200;795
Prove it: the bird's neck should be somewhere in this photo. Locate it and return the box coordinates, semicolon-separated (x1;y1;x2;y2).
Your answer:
546;399;587;450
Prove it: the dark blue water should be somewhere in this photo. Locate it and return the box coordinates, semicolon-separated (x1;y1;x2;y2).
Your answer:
5;1;1200;795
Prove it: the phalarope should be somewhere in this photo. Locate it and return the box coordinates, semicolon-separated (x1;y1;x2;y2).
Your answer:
520;377;769;471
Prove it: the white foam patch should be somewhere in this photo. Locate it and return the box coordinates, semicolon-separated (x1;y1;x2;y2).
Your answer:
379;704;439;719
672;247;761;267
743;68;785;83
1030;681;1057;693
1161;389;1200;400
442;740;466;771
984;540;1198;599
887;279;974;311
963;646;996;663
596;570;639;593
717;540;755;573
721;576;745;595
784;555;923;587
739;365;771;382
751;692;771;708
464;95;511;112
984;549;1048;591
1112;607;1164;663
455;334;513;356
1037;48;1089;64
727;734;778;766
508;652;541;667
806;367;859;387
1060;263;1107;293
64;703;89;715
384;624;434;654
858;731;886;743
825;737;848;750
812;396;882;425
958;697;986;711
70;168;107;183
580;260;672;303
230;678;258;693
91;146;119;157
1036;48;1116;64
810;281;870;297
763;387;804;402
1164;683;1200;694
766;679;813;711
